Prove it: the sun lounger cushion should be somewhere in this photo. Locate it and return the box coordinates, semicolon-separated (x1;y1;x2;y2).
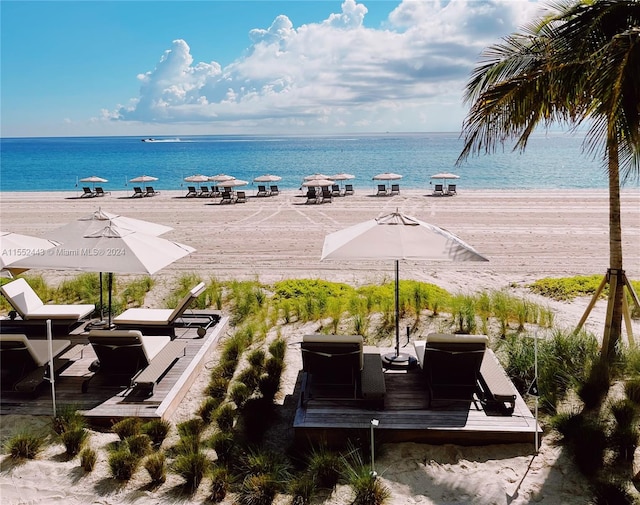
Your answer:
1;278;95;320
113;282;205;326
87;329;170;371
478;348;517;415
0;334;71;392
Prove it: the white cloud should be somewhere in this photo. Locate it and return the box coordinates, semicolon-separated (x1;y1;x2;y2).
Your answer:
112;0;542;132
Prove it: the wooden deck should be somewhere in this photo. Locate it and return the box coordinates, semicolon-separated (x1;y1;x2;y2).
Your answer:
294;367;541;446
0;317;229;426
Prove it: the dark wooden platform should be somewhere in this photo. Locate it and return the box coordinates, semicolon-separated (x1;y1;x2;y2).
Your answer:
294;367;541;446
0;317;229;426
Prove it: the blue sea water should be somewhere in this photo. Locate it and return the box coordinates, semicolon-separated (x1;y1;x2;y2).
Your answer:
1;133;637;192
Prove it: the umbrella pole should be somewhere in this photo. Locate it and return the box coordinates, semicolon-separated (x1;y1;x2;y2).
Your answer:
382;260;417;370
108;273;113;328
99;272;104;321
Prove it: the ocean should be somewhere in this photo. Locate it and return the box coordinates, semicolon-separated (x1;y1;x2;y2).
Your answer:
1;133;636;192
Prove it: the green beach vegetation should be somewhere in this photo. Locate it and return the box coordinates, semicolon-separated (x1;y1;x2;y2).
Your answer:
3;270;638;502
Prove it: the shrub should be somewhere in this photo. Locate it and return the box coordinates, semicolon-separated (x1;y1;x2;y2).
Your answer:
236;473;278;505
172;451;208;493
209;465;231;502
237;367;261;390
215;404;237;433
111;417;142;440
570;418;608;476
51;404;85;435
61;427;88;456
210;431;236;464
611;399;638;427
625;377;640;404
247;349;266;369
207;375;231;398
6;432;45;460
144;452;166;484
268;338;286;362
108;447;140;481
594;476;636;505
177;418;205;440
349;471;391;505
79;447;97;471
230;382;252;408
578;359;610;410
197;397;222;424
307;445;342;489
141;419;171;447
289;473;316;505
126;434;152;458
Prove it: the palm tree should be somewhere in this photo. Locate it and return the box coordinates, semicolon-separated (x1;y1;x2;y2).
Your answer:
458;0;640;358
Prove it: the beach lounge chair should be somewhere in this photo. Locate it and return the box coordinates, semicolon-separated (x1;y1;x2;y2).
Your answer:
83;329;186;394
390;184;400;196
344;184;354;196
417;333;487;408
1;278;95;322
185;186;198;198
270;185;280;196
432;184;444;196
300;334;385;407
220;191;234;204
80;187;95;198
446;184;457;195
0;334;72;393
210;185;221;198
376;184;388;196
321;187;333;203
94;187;110;197
112;282;215;338
236;190;247;203
256;185;269;197
131;186;145;198
145;186;160;197
305;188;318;204
198;186;211;197
331;184;341;197
477;348;517;415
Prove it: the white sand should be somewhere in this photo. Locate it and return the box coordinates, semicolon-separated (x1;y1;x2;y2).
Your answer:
1;188;639;504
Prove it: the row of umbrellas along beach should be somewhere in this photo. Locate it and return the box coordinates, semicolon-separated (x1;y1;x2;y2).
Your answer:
1;206;485;364
78;172;461;189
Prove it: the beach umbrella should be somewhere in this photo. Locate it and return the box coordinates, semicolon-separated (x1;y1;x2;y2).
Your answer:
304;173;333;181
184;174;210;189
430;172;460;186
253;174;282;183
208;174;236;184
372;172;402;181
41;209;173;324
0;231;59;277
302;179;334;187
321;210;488;368
129;175;158;183
217;179;248;188
330;173;355;181
80;175;108;190
12;223;195;326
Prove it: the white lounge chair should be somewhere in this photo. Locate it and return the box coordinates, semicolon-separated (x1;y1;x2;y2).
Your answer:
0;334;72;392
1;278;95;321
113;282;217;337
84;329;185;394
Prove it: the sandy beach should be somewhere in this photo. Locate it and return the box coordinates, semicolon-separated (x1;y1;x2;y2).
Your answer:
1;187;639;504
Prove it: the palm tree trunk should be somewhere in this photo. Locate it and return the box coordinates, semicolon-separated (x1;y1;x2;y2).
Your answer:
603;131;624;358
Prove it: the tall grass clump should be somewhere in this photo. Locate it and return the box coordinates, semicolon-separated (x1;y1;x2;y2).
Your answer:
593;477;636;505
341;446;390;505
141;418;171;448
6;432;46;460
209;465;231;502
306;443;343;489
289;473;316;505
172;450;208;493
112;417;142;440
51;404;85;435
118;276;154;308
79;447;97;471
553;412;608;476
144;452;167;484
108;446;141;481
61;427;89;456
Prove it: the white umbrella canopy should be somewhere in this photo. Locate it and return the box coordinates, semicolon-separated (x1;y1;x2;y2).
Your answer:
330;173;355;181
372;172;402;181
0;231;59;276
80;175;108;183
321;210;488;367
302;179;334;187
253;174;282;183
217;179;248;188
44;209;172;243
13;223;195;326
304;173;333;181
208;174;236;183
129;175;158;183
430;172;460;180
184;174;210;183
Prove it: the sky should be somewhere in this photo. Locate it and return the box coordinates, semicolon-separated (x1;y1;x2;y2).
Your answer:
1;0;546;137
